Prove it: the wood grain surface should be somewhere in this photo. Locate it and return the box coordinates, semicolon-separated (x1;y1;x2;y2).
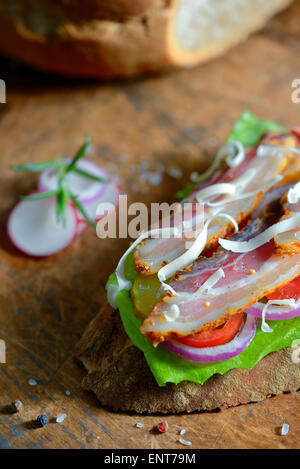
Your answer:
0;1;299;449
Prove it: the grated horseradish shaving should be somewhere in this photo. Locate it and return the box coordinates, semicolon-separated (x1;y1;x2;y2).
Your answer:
192;141;245;184
287;181;300;204
219;213;300;254
261;299;296;333
166;268;225;302
158;214;238;295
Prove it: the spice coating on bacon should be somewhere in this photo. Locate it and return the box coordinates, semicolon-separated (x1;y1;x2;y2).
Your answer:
134;142;291;276
134;202;206;275
140;187;300;345
260;133;300;184
275;194;300;254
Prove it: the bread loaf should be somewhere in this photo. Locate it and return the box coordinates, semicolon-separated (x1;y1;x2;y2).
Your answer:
75;301;300;413
0;0;292;78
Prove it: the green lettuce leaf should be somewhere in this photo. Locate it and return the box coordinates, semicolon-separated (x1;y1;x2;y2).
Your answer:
107;265;300;387
227;110;286;147
106;112;299;387
176;110;286;200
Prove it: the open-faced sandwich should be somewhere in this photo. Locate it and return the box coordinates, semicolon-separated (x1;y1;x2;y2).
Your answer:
76;112;300;413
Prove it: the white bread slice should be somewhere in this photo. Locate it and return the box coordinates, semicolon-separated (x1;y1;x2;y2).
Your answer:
0;0;292;78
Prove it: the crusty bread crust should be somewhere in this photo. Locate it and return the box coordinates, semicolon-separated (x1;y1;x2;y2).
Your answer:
75;301;300;413
0;0;291;78
43;0;168;21
0;2;172;78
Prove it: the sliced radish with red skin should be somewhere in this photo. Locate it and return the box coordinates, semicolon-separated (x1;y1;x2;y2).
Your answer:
38;158;108;203
75;219;88;237
7;195;77;257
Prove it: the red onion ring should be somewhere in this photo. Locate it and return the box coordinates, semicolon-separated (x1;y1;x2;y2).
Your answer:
38;157;108;203
246;299;300;320
162;315;257;363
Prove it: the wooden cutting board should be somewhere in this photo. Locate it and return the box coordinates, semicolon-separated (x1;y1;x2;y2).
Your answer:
0;2;299;449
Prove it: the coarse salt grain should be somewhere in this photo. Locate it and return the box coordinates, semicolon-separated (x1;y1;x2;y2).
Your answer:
190;171;200;183
167;167;183;180
281;423;289;436
28;379;37;386
56;413;67;423
11;400;23;413
140;172;162;186
179;428;186;435
179;438;192;446
136;422;143;428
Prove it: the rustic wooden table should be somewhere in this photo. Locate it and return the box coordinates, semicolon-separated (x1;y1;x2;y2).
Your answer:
0;2;299;450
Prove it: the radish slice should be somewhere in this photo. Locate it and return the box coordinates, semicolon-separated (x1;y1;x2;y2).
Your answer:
74;219;88;237
38;158;108;203
162;315;257;363
246;299;300;321
75;180;120;225
7;195;77;257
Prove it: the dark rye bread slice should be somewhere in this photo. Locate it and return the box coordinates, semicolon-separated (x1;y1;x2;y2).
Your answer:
75;300;300;413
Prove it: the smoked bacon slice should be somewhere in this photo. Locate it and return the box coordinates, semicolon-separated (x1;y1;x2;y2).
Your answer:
134;137;295;275
140;184;300;345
